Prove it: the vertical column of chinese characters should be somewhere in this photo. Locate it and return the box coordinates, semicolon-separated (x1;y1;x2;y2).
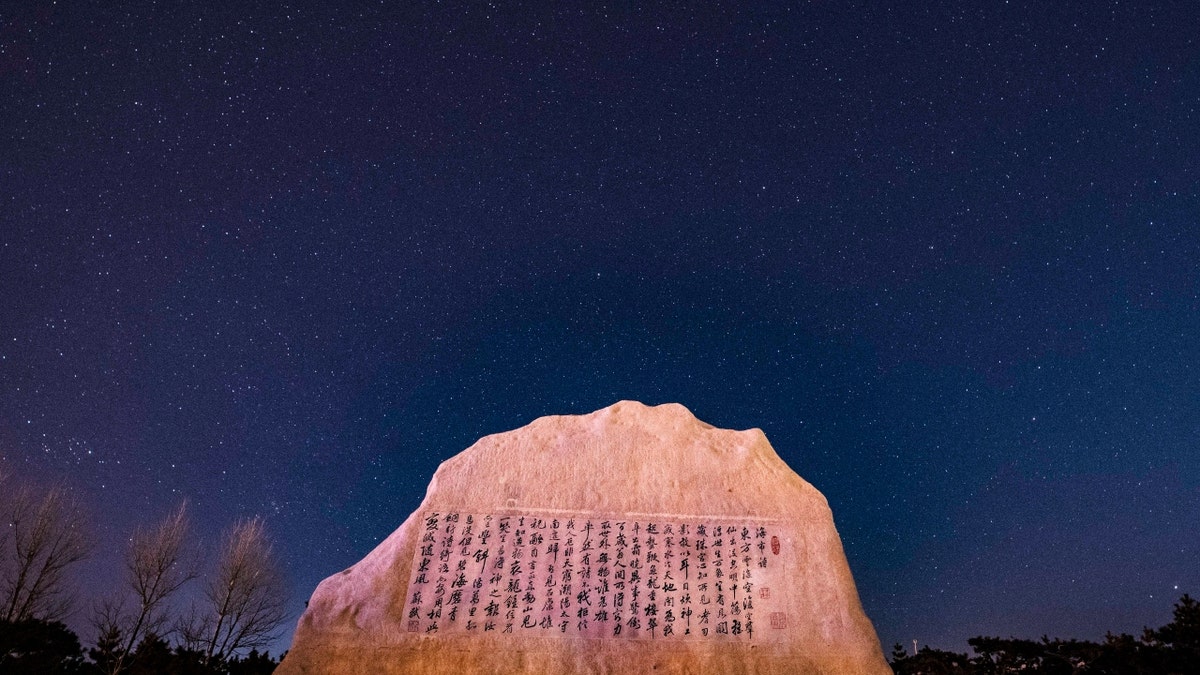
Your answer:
540;519;560;630
712;524;732;637
464;515;492;632
659;523;679;637
694;524;713;637
500;516;520;633
502;517;524;632
676;523;694;636
643;522;661;637
728;525;751;638
445;514;473;626
482;516;509;633
724;526;739;637
626;522;643;636
575;520;595;633
407;512;440;632
520;517;546;631
592;520;612;633
438;514;461;630
421;512;456;633
610;521;628;637
746;525;769;639
710;522;731;637
557;519;576;633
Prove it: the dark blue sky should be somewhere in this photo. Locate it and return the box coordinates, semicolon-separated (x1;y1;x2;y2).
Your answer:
3;0;1198;655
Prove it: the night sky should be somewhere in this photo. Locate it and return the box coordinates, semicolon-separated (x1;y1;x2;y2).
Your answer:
3;0;1199;656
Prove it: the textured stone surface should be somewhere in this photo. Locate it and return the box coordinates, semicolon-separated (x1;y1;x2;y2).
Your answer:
276;401;890;674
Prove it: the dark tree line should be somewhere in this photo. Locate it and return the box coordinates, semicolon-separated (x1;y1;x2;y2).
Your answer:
0;618;279;675
1;471;287;674
892;594;1200;674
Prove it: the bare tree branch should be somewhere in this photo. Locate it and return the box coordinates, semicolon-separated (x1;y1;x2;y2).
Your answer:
92;501;197;674
0;473;92;622
192;517;288;665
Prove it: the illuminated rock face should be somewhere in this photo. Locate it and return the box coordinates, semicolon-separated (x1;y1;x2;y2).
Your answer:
277;401;890;674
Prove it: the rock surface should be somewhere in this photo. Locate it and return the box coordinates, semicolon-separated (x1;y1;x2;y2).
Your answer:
276;401;890;674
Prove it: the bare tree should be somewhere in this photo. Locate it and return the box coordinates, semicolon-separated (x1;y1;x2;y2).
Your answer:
92;501;196;674
0;471;93;622
183;517;288;665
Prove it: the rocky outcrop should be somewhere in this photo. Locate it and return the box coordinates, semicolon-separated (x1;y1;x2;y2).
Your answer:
277;401;889;674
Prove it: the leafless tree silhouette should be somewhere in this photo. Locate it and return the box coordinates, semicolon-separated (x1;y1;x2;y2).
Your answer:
182;517;288;665
92;501;197;674
0;470;93;622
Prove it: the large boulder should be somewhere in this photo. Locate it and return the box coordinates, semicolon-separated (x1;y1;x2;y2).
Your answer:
277;401;890;674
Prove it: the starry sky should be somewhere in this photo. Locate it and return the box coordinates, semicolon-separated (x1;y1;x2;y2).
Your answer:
3;0;1199;656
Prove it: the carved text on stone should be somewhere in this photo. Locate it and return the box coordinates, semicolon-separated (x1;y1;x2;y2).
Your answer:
402;511;785;641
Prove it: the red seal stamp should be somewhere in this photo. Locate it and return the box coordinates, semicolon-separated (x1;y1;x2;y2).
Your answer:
770;535;780;555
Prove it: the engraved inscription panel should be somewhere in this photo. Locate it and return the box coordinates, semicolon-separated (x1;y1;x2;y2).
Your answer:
402;511;786;641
